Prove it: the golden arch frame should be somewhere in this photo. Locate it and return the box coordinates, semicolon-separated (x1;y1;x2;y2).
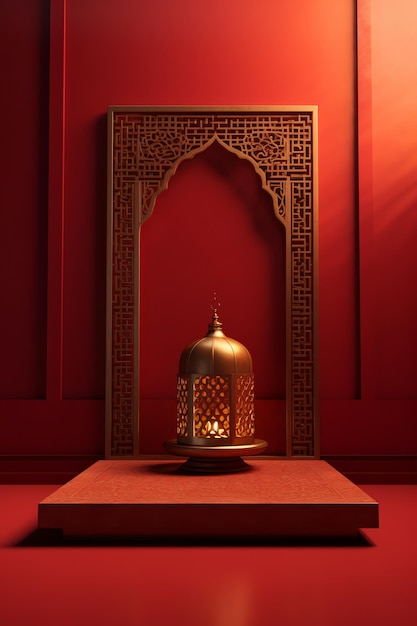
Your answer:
106;106;319;458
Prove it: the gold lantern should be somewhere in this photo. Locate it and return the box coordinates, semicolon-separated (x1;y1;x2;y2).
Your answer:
165;295;267;473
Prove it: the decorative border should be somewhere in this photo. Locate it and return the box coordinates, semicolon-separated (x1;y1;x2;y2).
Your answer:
106;106;318;458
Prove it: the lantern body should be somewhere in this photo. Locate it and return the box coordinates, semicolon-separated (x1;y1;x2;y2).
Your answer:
176;316;255;447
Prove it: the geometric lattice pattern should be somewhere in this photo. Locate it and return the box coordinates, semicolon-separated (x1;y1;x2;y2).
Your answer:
235;375;255;438
107;106;318;458
193;375;230;439
176;376;189;437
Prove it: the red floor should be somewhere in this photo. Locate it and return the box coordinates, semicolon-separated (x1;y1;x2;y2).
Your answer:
1;483;416;626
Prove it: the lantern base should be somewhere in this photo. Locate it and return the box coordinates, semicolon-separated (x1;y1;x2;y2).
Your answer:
163;439;268;474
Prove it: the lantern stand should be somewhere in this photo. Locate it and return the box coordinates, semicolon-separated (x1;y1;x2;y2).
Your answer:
164;295;267;473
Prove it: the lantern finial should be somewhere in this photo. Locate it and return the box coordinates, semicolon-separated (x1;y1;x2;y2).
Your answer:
209;292;222;330
211;291;220;316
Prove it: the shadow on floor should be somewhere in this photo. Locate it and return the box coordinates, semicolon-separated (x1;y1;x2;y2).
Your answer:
15;528;374;548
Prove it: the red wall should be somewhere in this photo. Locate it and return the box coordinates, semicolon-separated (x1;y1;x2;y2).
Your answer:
0;0;416;461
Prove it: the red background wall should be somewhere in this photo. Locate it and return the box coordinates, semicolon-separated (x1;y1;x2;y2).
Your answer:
0;0;416;470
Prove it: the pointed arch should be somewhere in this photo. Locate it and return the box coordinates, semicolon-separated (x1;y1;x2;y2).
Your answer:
141;134;286;227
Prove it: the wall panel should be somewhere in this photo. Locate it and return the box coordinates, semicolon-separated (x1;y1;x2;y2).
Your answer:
0;0;49;399
371;0;417;399
62;0;357;447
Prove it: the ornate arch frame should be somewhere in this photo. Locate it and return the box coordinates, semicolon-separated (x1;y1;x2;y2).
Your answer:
106;106;319;459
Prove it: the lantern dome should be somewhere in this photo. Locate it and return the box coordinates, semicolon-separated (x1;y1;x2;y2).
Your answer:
179;312;253;376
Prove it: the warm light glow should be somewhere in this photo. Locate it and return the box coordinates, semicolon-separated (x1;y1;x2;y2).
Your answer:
209;420;222;437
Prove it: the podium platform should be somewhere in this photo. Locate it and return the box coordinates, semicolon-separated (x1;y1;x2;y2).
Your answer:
38;459;378;538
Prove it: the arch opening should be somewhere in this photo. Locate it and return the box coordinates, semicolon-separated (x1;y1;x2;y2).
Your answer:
143;135;286;228
139;141;286;454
